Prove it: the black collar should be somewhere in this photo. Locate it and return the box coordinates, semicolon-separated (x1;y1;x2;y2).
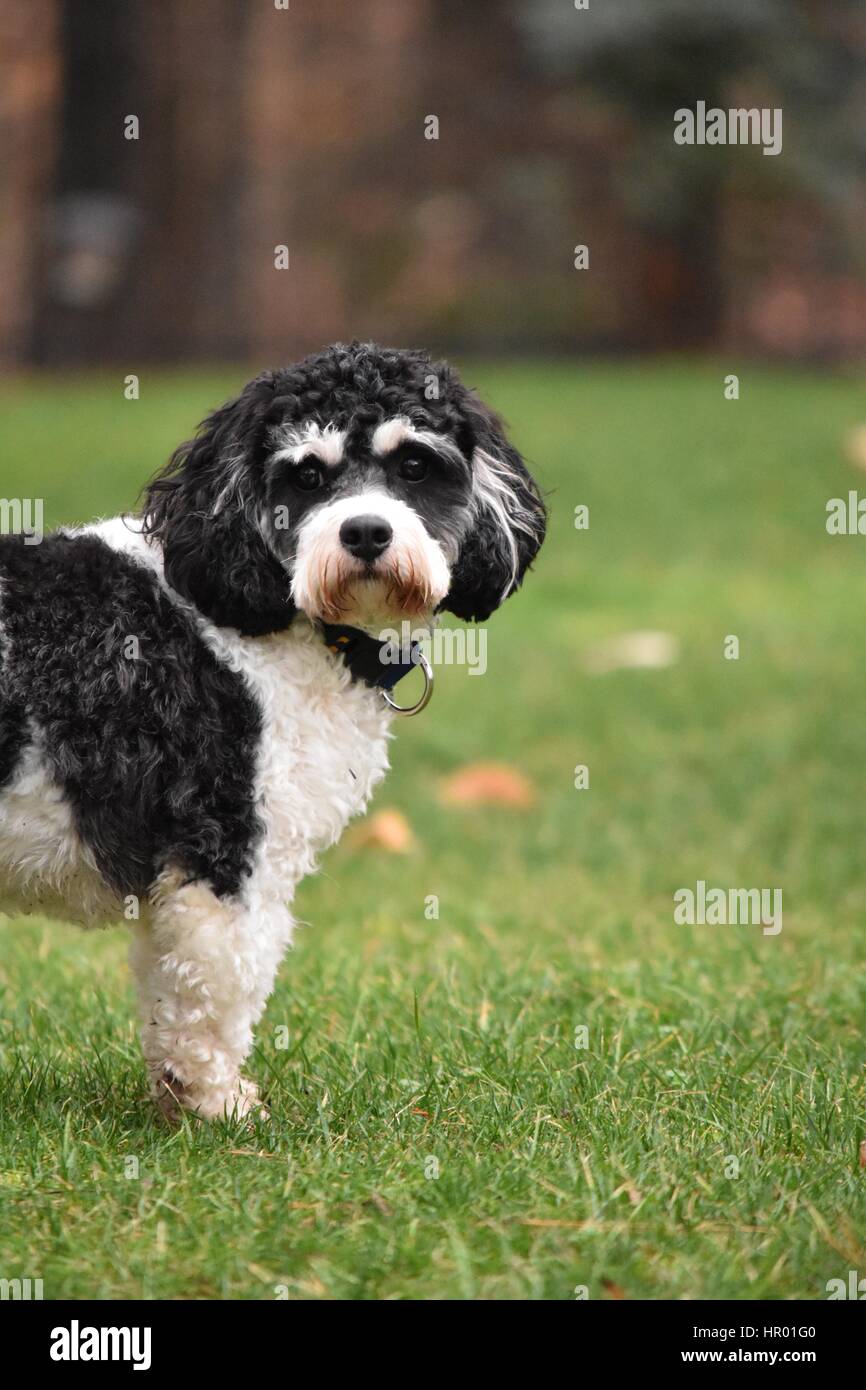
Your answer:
318;622;419;691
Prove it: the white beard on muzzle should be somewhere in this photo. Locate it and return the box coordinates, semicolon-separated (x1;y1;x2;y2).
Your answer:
290;491;451;631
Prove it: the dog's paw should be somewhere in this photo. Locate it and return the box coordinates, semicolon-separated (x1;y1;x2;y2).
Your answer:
151;1068;267;1125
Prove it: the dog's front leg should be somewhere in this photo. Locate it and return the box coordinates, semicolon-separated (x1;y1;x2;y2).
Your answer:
130;871;293;1121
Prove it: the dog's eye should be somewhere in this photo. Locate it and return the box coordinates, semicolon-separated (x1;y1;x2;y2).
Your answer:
399;457;428;482
295;463;323;491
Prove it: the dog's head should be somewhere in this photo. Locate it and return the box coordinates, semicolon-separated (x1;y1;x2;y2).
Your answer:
142;342;546;635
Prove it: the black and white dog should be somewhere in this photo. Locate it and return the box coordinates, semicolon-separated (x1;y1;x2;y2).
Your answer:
0;342;545;1119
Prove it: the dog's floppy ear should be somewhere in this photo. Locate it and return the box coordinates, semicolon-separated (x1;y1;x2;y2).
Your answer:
443;393;546;622
142;373;295;635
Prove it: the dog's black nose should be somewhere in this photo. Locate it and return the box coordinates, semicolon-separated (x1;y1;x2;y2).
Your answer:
339;515;393;563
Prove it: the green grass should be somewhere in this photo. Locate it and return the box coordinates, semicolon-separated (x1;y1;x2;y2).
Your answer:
2;358;866;1300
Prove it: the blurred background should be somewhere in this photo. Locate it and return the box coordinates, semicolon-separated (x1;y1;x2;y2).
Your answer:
2;0;865;371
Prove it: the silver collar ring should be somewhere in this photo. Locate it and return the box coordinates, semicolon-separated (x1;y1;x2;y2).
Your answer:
381;650;434;717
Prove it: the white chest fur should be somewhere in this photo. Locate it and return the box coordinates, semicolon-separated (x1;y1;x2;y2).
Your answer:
204;618;393;903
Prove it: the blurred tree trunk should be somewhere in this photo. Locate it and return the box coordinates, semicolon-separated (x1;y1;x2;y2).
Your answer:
33;0;251;365
0;0;61;369
637;177;724;352
636;80;725;350
131;0;249;361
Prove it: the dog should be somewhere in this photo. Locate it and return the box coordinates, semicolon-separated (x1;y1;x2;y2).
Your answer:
0;342;546;1119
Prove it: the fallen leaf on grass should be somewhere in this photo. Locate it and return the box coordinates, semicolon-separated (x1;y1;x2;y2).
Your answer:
601;1277;627;1300
583;629;678;675
348;808;415;853
439;762;536;808
844;424;866;471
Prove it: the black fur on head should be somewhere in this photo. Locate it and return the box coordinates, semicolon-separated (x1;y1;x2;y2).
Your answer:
142;342;546;633
142;371;294;635
443;391;547;622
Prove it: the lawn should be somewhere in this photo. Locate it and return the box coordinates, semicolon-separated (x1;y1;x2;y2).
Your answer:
1;359;865;1300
